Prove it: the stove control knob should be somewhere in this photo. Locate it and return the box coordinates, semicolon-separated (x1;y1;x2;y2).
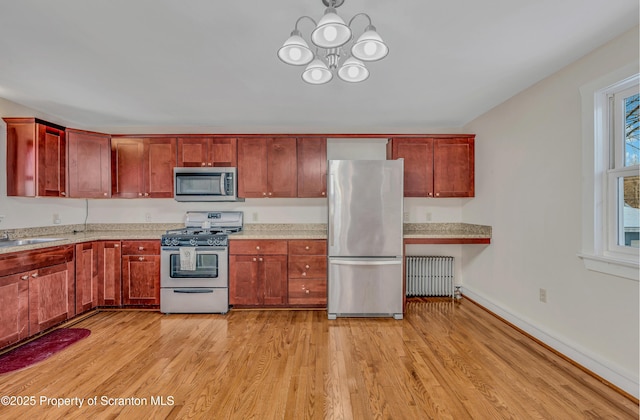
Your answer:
171;238;179;246
189;239;197;246
207;238;214;246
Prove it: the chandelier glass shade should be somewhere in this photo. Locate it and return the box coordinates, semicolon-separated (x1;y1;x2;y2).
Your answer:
278;0;389;85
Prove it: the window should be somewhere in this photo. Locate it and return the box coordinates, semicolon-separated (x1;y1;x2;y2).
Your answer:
607;83;639;253
580;69;639;281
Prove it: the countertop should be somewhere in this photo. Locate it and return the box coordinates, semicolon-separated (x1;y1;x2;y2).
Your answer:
0;222;491;255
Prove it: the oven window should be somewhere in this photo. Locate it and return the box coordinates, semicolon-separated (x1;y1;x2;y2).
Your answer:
170;253;219;278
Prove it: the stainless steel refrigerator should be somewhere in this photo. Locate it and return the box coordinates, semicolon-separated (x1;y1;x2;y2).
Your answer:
327;159;404;320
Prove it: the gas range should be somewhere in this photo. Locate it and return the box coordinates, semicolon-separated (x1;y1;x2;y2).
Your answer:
161;211;243;247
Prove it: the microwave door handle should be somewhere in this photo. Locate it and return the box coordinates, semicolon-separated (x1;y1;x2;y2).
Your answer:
220;173;227;196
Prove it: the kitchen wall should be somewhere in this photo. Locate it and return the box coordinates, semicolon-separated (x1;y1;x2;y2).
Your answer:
461;26;639;397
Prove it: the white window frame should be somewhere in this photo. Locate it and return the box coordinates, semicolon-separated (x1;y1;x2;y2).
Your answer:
579;66;639;281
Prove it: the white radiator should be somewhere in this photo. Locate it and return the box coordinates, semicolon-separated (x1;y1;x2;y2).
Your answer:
406;256;454;298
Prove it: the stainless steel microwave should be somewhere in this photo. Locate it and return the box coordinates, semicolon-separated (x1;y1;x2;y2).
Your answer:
173;167;241;202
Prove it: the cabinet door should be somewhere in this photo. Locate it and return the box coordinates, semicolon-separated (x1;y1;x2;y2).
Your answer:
67;129;111;198
297;137;326;197
210;137;237;167
177;137;210;167
145;137;176;198
98;241;121;307
75;242;98;314
261;255;288;305
111;138;145;198
29;261;75;334
389;138;434;197
267;137;297;197
229;255;261;305
122;255;160;306
237;138;268;198
433;137;475;197
37;123;66;197
4;119;37;196
0;271;30;347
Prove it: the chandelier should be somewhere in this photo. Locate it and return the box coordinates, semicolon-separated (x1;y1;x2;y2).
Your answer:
277;0;389;85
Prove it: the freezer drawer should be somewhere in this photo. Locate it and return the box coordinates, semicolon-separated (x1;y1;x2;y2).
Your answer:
328;257;403;319
160;288;229;314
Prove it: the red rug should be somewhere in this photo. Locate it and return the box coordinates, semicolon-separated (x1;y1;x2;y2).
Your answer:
0;328;91;374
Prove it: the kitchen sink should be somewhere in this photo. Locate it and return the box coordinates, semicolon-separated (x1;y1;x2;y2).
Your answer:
0;238;65;248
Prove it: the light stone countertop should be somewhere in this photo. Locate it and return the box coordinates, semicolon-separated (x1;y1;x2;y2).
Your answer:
0;222;491;255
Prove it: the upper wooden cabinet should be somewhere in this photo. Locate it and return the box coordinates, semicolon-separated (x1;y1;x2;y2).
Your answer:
3;117;66;197
387;136;475;197
111;136;176;198
237;137;297;198
177;137;237;167
297;138;327;198
67;129;111;198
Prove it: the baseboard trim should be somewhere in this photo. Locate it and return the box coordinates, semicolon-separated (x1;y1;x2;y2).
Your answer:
462;286;639;402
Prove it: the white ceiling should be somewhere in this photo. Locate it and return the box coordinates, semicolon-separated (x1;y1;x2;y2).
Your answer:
0;0;637;133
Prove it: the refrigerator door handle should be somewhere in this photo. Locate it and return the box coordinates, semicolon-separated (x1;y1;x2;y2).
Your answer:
330;259;402;266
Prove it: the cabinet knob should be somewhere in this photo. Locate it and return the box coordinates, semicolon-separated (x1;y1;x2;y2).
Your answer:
263;192;267;196
305;246;310;250
114;244;119;248
208;163;212;166
103;192;108;196
138;246;144;251
302;272;306;276
268;192;272;196
21;275;29;280
144;192;149;197
138;193;143;196
435;193;440;197
61;192;66;196
321;191;325;196
138;257;144;261
31;273;39;278
256;246;260;250
305;264;310;269
305;289;310;294
428;192;433;197
201;162;206;167
253;258;257;262
259;257;263;262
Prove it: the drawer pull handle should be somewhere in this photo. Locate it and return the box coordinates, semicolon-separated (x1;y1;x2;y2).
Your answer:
21;275;29;280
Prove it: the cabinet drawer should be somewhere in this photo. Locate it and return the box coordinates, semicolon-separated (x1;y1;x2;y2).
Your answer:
288;255;326;278
288;279;326;305
121;240;160;255
229;240;287;255
288;240;326;255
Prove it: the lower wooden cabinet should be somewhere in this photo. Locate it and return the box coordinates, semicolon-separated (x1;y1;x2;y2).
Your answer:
287;240;327;306
121;240;160;307
229;239;327;308
0;246;75;348
75;242;99;314
0;271;30;348
98;241;122;307
229;240;288;306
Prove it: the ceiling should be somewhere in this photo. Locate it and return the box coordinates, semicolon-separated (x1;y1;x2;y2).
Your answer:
0;0;637;134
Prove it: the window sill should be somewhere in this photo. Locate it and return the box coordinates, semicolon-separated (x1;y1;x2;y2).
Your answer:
578;253;639;281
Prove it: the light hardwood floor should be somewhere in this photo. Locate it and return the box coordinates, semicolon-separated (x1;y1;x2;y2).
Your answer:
0;300;637;419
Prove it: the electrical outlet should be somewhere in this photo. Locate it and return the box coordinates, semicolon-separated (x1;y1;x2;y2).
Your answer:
403;211;410;221
53;213;61;224
539;288;547;303
252;212;259;222
425;212;432;221
0;215;4;223
144;213;152;222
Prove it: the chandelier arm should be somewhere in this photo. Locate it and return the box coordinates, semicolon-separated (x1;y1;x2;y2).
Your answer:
294;15;318;31
347;12;372;29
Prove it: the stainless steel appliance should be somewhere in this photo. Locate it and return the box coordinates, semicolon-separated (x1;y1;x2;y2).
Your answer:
160;211;243;313
327;159;404;319
174;167;242;202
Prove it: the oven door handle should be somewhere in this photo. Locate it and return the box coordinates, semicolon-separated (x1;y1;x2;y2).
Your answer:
172;289;215;294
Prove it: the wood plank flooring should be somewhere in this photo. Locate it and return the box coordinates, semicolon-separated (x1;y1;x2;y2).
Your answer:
0;300;637;419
